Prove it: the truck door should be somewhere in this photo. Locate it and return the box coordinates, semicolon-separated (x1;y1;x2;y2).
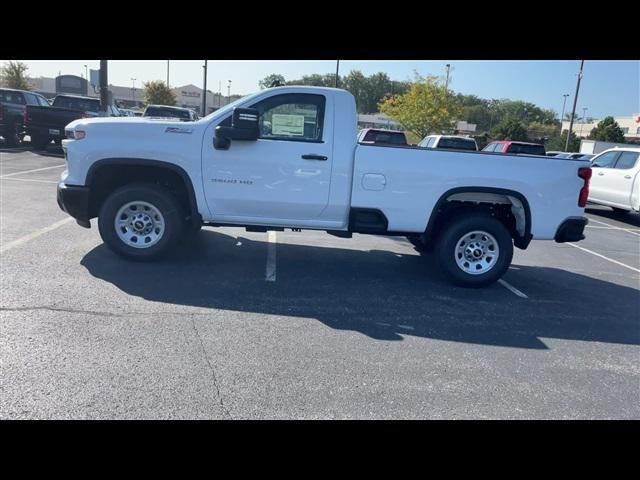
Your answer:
590;150;620;204
202;92;333;222
607;151;640;207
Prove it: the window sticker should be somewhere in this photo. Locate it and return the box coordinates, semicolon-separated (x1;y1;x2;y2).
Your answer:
271;114;305;136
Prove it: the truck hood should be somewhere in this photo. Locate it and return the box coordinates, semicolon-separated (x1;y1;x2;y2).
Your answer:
65;115;204;140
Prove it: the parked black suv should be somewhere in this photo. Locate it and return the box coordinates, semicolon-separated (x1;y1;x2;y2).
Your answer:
0;88;50;147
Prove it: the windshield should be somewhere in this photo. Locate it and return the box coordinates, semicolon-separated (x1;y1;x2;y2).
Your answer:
201;92;261;121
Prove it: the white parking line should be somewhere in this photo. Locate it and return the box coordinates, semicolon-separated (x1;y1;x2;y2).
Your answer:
498;279;528;298
587;218;640;237
1;177;58;184
0;217;73;254
566;243;640;274
0;164;65;179
265;231;277;282
586;225;640;232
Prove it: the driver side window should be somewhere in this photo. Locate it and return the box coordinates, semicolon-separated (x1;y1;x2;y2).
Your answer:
250;93;326;143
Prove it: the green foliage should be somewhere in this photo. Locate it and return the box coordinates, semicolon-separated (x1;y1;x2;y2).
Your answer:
491;117;528;141
1;61;31;90
546;130;581;152
143;80;176;106
588;116;626;142
284;70;409;114
259;74;286;89
379;74;462;139
527;122;560;142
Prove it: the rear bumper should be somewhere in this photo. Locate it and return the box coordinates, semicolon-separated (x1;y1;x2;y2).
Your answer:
57;182;91;228
554;217;588;243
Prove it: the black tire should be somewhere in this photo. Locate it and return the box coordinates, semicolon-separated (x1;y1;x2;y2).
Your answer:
30;134;50;151
435;214;513;288
98;183;185;260
3;125;21;147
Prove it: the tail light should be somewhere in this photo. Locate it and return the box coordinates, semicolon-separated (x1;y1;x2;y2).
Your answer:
578;167;592;207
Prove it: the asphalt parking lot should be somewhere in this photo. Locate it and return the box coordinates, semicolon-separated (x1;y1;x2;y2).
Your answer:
1;144;639;419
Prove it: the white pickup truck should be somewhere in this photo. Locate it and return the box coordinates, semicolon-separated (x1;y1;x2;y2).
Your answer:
587;147;640;213
58;86;592;287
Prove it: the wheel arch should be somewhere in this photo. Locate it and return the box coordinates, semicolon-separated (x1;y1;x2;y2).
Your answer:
86;158;201;227
424;186;533;249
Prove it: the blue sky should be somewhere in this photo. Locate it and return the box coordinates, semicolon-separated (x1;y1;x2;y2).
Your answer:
7;60;639;118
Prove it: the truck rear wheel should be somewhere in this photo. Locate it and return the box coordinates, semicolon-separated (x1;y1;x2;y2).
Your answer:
98;183;185;260
435;214;513;288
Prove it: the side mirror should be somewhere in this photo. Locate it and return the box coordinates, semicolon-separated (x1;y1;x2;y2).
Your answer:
214;107;259;150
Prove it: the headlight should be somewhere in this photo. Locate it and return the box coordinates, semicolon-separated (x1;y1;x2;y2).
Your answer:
66;129;86;140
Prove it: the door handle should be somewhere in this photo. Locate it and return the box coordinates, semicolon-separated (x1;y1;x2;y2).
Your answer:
301;154;327;161
597;172;605;175
624;175;632;179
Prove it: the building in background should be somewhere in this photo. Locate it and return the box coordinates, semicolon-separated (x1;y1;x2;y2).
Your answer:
357;113;401;130
562;113;640;142
26;76;243;114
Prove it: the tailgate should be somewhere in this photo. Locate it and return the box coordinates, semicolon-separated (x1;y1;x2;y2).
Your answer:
26;105;84;133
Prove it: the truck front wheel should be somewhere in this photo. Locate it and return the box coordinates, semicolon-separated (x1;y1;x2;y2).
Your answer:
98;183;185;260
435;214;513;288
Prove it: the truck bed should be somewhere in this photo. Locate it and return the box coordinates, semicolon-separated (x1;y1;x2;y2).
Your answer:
352;143;590;239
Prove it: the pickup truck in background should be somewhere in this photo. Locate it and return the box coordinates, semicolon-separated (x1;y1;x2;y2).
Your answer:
143;104;200;121
0;88;50;146
483;140;546;156
25;94;121;150
588;147;640;213
58;86;592;288
418;135;478;151
357;128;408;146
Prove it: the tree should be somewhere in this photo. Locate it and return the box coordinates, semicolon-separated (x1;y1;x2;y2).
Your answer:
491;117;528;141
379;74;462;138
259;74;286;89
588;116;626;143
1;61;31;90
143;80;176;106
546;130;581;152
527;122;560;142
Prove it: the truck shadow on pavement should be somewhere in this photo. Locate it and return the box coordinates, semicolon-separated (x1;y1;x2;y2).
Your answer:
80;229;640;350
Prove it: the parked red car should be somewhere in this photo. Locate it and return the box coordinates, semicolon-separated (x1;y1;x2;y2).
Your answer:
482;141;546;156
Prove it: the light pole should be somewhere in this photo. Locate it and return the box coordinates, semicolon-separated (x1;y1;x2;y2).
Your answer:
565;60;585;152
227;80;231;105
445;63;451;91
201;61;208;117
335;60;340;88
580;107;588;137
131;78;136;103
167;60;170;87
218;80;221;108
560;94;569;126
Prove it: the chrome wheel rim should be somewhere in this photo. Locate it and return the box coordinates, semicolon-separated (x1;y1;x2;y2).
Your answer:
454;230;499;275
114;201;165;248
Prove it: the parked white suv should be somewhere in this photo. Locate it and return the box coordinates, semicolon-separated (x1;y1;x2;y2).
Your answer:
418;135;478;151
588;147;640;213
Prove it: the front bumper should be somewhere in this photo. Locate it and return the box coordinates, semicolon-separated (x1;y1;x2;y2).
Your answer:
57;182;91;228
554;217;588;243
